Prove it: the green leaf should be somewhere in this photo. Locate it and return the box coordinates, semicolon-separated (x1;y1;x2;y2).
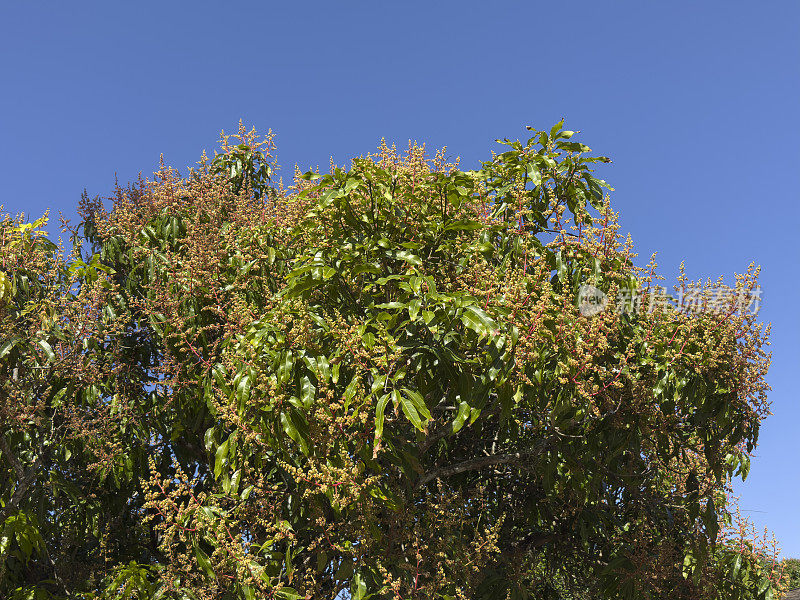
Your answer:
550;119;564;139
401;388;431;421
443;220;484;232
281;410;309;455
235;373;251;404
352;572;368;600
452;400;470;433
396;389;424;431
703;498;718;543
557;141;592;153
0;271;11;302
407;298;422;321
0;526;11;556
732;553;742;579
352;263;381;276
525;163;541;186
370;372;387;395
554;250;567;282
344;376;360;405
757;575;770;596
375;302;405;310
374;393;391;444
300;375;316;408
204;427;216;453
0;338;17;359
277;352;294;385
460;305;497;339
214;438;229;479
395;250;421;265
335;558;354;582
194;544;215;580
37;339;55;363
212;364;231;396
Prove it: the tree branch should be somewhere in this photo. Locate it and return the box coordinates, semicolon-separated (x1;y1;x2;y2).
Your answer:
418;440;550;486
0;431;42;523
0;431;25;482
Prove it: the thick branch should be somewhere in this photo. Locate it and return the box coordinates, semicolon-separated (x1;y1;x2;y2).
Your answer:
419;444;547;486
0;431;41;522
0;431;25;482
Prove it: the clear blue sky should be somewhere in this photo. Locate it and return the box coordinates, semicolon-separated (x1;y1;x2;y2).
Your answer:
2;1;798;555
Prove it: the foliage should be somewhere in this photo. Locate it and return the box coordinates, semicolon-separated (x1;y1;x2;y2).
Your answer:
209;129;275;200
779;558;800;591
0;122;783;599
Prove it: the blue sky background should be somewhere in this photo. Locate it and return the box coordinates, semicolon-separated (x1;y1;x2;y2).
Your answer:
1;2;798;555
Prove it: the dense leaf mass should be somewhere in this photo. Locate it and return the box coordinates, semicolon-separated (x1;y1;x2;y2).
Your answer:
0;123;782;599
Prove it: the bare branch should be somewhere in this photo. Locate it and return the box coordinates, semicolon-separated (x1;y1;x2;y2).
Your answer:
419;439;551;486
0;431;42;522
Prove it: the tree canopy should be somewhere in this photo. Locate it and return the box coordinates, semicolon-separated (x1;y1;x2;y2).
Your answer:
0;123;783;599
